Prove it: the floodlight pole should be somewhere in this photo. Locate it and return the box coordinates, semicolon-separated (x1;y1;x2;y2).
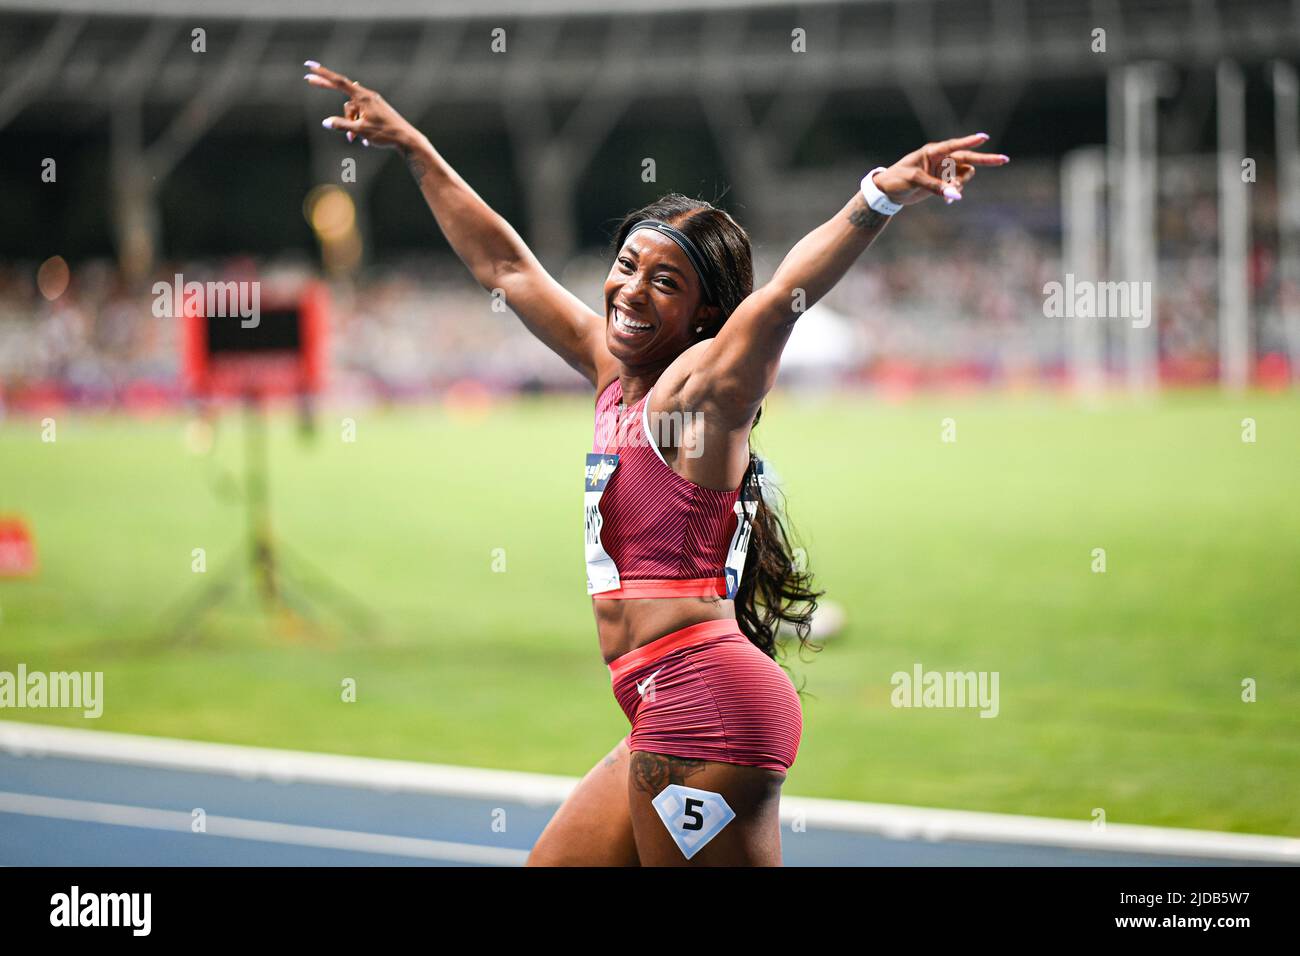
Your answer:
1273;61;1300;387
1109;63;1161;396
1218;61;1251;393
1062;147;1107;398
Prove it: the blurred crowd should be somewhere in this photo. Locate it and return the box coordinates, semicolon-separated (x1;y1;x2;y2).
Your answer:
1;173;1295;414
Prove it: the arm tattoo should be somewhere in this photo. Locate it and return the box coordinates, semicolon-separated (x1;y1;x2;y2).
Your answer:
848;198;889;230
401;144;428;182
630;751;707;794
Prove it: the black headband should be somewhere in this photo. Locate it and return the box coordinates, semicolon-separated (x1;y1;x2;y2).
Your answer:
626;219;715;306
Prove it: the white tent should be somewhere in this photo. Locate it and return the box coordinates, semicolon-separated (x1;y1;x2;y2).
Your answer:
777;301;865;382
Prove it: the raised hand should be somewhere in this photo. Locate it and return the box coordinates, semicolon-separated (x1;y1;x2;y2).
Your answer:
303;60;416;150
871;133;1010;206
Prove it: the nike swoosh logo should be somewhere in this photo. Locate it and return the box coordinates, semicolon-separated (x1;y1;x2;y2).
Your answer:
636;667;664;697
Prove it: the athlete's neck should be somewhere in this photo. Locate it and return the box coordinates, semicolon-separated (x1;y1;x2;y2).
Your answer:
617;361;671;407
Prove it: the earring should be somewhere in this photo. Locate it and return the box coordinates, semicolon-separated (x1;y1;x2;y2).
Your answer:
695;325;703;333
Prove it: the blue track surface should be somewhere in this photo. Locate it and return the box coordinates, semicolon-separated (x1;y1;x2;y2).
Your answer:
0;752;1278;866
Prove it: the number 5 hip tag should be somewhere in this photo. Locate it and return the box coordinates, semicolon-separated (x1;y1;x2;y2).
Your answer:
723;459;764;600
584;452;620;595
651;784;736;860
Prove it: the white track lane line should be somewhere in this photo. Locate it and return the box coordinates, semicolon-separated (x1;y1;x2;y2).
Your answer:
3;720;1298;862
0;791;528;866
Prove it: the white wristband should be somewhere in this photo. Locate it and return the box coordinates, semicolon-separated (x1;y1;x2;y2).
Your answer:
860;167;903;216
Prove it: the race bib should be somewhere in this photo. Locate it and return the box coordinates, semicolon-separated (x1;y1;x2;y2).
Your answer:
723;459;765;600
584;452;621;595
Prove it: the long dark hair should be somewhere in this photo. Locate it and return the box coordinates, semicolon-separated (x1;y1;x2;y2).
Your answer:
609;193;825;669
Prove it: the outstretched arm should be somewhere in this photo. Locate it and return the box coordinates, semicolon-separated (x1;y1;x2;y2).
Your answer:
683;133;1009;426
306;62;606;386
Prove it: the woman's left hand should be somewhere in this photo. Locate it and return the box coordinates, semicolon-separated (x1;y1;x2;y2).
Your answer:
871;132;1010;206
304;60;419;150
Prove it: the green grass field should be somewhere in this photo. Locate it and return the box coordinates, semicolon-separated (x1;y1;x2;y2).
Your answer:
2;389;1298;835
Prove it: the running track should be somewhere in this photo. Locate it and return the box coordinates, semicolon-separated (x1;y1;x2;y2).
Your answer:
1;723;1295;867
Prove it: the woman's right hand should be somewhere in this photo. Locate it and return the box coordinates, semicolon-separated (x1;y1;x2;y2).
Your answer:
304;60;420;151
870;132;1009;206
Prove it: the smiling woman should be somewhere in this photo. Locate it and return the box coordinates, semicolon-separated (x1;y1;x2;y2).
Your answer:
304;58;1008;866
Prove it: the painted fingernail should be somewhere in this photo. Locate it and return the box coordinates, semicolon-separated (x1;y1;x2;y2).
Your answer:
943;186;962;201
362;139;370;147
1000;155;1010;163
304;60;320;68
321;118;333;129
976;132;989;138
346;131;354;142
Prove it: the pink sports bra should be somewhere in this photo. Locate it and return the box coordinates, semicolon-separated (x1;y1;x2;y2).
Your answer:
583;377;758;600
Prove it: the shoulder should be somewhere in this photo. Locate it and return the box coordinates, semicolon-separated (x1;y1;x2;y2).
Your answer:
650;340;714;414
594;376;619;410
591;338;622;398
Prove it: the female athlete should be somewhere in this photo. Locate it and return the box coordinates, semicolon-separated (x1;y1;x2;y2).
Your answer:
306;60;1008;866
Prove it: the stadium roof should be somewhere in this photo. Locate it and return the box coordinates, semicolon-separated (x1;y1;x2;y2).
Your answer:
0;0;864;19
